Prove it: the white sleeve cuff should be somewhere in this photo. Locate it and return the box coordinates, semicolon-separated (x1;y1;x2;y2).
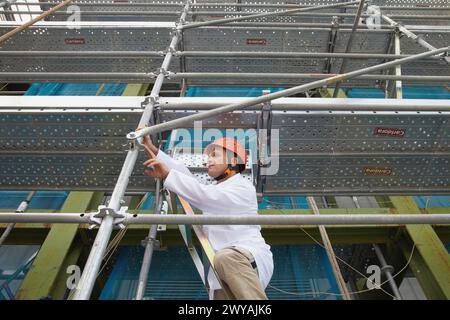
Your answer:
163;168;176;191
155;149;170;162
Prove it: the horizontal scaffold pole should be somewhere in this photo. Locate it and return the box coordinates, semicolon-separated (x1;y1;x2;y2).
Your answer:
179;0;361;30
0;51;442;60
1;213;450;226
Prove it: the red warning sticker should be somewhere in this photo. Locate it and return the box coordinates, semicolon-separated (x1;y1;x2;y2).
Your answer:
64;38;85;45
374;127;405;137
363;167;393;176
246;38;267;45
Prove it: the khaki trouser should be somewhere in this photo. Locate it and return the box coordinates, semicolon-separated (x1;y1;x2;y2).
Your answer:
212;247;268;300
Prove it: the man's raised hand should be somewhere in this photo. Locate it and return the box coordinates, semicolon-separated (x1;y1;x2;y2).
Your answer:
143;159;170;179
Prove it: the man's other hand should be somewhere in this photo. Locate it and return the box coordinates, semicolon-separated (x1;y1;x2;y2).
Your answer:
143;159;170;179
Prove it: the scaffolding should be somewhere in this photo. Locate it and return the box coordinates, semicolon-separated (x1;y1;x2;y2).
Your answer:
0;0;449;300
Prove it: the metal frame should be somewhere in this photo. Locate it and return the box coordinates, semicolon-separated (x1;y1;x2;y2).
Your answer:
70;0;191;300
2;96;449;194
0;0;449;300
0;17;448;84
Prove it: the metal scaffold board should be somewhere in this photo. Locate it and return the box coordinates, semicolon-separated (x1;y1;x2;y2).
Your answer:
0;96;449;195
266;111;450;195
0;96;155;191
162;110;450;195
0;21;448;85
0;21;177;75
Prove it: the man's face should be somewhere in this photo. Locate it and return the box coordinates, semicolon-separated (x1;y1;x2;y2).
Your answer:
206;146;230;178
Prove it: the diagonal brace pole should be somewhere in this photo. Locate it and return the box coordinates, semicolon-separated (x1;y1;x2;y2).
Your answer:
129;46;450;140
179;0;361;30
381;14;450;65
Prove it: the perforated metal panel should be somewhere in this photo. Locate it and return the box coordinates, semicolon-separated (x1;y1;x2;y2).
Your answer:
0;18;448;85
0;104;449;194
159;110;258;128
42;0;185;22
0;22;178;74
274;112;450;153
0;111;155;191
183;27;331;85
266;154;450;195
265;111;450;195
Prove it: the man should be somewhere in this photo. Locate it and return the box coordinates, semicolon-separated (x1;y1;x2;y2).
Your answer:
141;134;273;300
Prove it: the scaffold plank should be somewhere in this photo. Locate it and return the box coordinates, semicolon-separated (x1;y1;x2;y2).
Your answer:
1;96;448;194
0;18;448;85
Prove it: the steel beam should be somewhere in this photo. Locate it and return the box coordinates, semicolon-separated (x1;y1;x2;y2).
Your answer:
389;197;450;300
121;83;150;97
15;191;103;300
4;221;450;246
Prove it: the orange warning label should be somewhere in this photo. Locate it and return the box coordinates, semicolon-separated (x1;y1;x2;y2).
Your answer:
374;127;405;137
64;38;85;45
363;167;393;176
246;38;267;45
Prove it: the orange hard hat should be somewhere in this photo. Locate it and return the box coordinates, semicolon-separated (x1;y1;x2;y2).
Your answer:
204;137;247;167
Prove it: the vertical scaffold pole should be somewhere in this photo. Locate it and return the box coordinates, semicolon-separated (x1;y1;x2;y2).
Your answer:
71;0;192;300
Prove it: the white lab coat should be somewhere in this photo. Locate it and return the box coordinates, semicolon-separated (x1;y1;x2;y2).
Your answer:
156;150;274;299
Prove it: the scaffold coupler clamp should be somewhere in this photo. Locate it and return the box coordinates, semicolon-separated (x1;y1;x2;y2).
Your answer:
381;264;395;275
156;67;170;78
148;95;160;107
257;89;273;168
331;15;339;28
166;71;176;80
124;130;140;150
141;236;160;250
89;205;128;230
